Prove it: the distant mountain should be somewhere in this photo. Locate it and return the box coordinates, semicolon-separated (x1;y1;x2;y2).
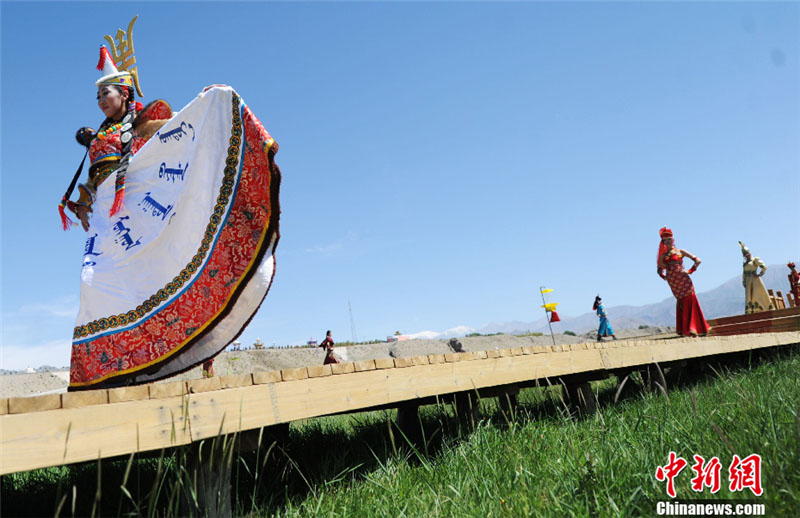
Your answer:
475;265;793;335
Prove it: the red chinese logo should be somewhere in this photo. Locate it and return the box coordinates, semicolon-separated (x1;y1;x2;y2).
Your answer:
656;452;763;497
690;455;722;493
729;454;763;496
655;451;688;498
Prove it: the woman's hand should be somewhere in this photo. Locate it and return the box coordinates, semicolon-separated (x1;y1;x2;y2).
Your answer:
75;205;92;231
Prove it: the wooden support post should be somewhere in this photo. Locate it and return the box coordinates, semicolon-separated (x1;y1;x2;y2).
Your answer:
673;358;709;387
476;383;520;418
498;392;518;417
453;392;480;430
776;291;786;310
497;385;519;418
179;424;289;517
562;381;596;417
396;402;422;443
611;368;639;404
180;423;289;518
639;363;667;394
181;436;235;518
237;423;290;453
768;289;778;310
663;360;688;386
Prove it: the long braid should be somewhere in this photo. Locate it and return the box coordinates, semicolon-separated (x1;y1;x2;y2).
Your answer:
58;116;113;230
59;86;138;228
109;87;137;216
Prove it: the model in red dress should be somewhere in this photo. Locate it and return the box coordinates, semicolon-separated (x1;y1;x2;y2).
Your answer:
788;262;800;307
657;227;709;336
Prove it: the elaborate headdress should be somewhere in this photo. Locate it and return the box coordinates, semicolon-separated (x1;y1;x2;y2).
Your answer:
95;45;133;86
738;241;750;259
96;47;133;90
788;262;795;269
58;15;144;230
96;16;143;96
657;227;674;267
593;295;601;311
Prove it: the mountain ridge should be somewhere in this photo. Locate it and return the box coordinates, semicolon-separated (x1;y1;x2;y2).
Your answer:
410;264;794;339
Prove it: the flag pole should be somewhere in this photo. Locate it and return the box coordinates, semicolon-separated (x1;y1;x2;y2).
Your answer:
540;286;556;346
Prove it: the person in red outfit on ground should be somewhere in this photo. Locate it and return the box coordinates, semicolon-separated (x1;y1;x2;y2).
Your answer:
320;330;339;365
657;227;709;337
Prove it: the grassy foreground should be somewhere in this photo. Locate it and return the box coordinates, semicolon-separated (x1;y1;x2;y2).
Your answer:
2;346;799;517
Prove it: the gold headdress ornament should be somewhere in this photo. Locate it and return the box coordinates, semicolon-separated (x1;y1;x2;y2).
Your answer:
97;15;143;97
739;241;750;257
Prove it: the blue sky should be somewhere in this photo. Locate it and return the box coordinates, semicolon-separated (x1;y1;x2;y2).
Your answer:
1;2;798;369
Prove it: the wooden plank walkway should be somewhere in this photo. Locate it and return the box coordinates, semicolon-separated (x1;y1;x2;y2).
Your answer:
708;306;800;336
2;331;799;475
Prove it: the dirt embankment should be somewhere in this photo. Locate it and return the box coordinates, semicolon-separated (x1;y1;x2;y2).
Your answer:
0;328;672;398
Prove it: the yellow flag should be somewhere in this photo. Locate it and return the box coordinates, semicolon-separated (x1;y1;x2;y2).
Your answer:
541;303;559;311
540;288;554;294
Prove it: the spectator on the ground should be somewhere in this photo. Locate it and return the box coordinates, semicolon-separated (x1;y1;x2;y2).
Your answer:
320;330;339;365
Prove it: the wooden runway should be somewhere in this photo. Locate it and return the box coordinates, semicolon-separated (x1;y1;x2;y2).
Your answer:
2;330;799;476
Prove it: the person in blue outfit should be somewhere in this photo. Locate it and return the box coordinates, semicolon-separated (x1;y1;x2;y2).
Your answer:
593;295;617;341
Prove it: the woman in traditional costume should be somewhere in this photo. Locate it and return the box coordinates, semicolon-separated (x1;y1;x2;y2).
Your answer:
319;330;339;365
739;241;773;314
62;52;173;231
788;262;800;307
657;227;709;336
60;19;281;390
592;296;616;341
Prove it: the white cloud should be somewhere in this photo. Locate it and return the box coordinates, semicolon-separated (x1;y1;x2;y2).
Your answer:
442;325;474;336
406;330;441;340
304;231;358;255
1;295;78;371
406;325;475;340
1;339;72;371
304;242;343;254
12;295;79;319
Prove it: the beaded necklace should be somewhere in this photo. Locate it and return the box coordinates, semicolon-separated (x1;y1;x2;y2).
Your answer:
95;121;124;140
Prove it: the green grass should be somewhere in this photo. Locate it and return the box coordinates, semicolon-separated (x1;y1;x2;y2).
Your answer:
273;348;800;517
3;346;799;517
